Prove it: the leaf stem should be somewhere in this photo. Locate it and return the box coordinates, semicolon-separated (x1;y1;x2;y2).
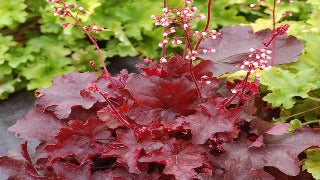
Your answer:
307;96;320;103
285;105;320;120
302;119;320;126
99;92;133;129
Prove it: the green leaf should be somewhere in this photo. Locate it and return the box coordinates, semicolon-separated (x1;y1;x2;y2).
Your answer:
105;39;137;58
0;0;27;28
289;119;302;132
0;75;21;100
20;35;75;90
303;148;320;180
71;45;106;72
195;0;247;29
281;99;320;122
7;48;34;68
260;67;320;109
0;34;17;65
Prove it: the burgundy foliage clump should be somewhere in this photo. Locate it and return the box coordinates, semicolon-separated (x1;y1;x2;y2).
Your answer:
0;0;316;180
1;52;319;179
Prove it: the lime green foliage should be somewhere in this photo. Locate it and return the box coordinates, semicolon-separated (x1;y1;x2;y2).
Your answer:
20;36;76;90
0;0;28;28
260;68;320;109
303;148;320;180
251;0;312;32
289;119;302;132
256;1;320;111
195;0;248;29
281;99;320;122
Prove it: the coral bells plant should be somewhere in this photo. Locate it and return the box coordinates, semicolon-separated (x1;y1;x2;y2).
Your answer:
0;0;318;179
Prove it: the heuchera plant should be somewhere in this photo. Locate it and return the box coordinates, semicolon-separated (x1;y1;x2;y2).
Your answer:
0;0;318;179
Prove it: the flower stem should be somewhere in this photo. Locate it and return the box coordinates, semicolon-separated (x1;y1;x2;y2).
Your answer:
224;70;251;107
194;0;212;51
162;0;167;58
62;3;116;90
184;29;204;103
271;0;276;66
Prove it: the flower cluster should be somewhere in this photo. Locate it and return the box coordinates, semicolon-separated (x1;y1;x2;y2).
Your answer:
193;29;221;40
151;0;219;64
263;24;290;47
47;0;105;32
236;48;272;79
48;0;86;18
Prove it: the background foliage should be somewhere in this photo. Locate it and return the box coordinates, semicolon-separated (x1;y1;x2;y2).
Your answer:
0;0;283;99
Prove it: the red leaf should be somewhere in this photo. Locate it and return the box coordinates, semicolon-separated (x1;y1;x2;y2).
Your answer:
97;107;123;128
139;140;210;180
192;60;215;80
36;72;99;119
45;117;111;163
249;127;320;176
126;74;198;124
221;159;275;180
215;126;320;177
199;26;304;76
0;156;31;179
8;109;65;141
250;123;290;148
92;167;135;180
162;55;190;79
21;142;39;177
53;161;92;180
175;102;240;144
137;61;166;77
97;129;163;174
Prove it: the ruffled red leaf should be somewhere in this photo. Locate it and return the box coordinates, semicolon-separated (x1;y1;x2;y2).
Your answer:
96;129;163;174
36;72;99;119
53;161;92;180
126;74;198;124
139;140;210;180
214;125;320;178
0;156;29;179
175;102;240;144
8;109;65;141
45;117;111;163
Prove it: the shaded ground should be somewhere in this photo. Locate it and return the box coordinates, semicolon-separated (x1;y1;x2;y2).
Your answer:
0;91;35;156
